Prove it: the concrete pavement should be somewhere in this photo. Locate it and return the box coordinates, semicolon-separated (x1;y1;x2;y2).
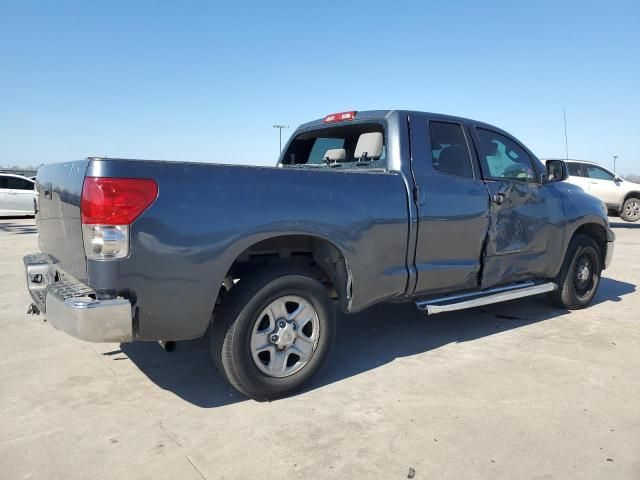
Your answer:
1;217;639;479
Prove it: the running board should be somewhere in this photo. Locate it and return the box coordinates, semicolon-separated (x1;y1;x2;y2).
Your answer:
415;282;557;315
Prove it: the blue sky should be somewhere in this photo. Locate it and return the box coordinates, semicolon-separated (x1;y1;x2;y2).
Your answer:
1;0;639;173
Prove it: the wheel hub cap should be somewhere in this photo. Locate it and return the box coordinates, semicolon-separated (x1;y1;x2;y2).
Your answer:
270;320;298;350
577;264;590;283
250;295;320;378
573;252;596;299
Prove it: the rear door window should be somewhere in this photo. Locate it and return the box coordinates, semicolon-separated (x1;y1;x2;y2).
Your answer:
567;162;583;177
429;122;474;179
307;138;345;164
476;128;536;182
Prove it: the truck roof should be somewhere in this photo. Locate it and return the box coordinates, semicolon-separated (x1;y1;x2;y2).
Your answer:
296;109;503;132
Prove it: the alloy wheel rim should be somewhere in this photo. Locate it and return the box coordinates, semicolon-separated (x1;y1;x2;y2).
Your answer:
250;295;320;378
625;201;640;219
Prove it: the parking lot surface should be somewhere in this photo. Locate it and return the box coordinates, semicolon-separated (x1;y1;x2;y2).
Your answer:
1;217;639;479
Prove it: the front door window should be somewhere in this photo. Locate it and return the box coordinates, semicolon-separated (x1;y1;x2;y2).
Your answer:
476;129;536;182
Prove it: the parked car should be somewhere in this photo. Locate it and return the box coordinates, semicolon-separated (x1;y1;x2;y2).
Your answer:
24;110;614;400
544;159;640;222
0;173;37;216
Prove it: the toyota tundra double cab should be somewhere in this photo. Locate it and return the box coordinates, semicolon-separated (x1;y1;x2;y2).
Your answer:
24;110;614;400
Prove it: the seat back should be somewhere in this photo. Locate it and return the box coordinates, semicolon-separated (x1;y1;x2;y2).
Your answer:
354;132;383;160
323;148;346;163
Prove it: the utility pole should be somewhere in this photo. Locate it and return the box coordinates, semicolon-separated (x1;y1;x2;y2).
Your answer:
563;109;569;160
273;124;289;154
613;155;618;173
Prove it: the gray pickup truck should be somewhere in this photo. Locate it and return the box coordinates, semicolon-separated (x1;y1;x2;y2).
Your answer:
25;110;614;400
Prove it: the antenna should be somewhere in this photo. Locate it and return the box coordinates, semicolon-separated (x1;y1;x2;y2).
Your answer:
563;109;569;160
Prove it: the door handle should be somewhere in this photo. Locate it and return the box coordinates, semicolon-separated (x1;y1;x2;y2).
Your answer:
7;192;17;195
492;193;506;205
590;181;598;184
413;186;426;207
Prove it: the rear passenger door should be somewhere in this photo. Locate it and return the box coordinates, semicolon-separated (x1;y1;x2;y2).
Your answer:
565;162;590;190
409;116;490;295
471;127;563;289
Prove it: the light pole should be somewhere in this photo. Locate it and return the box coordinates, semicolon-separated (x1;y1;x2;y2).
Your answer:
563;109;569;160
273;124;289;154
613;155;618;173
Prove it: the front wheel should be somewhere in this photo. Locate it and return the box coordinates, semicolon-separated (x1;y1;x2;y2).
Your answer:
620;197;640;222
211;264;335;401
549;234;602;309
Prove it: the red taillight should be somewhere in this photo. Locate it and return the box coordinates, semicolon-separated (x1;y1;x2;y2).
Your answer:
81;177;158;225
323;111;357;123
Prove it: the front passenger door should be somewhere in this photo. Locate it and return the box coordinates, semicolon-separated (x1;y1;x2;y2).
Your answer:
0;176;8;214
473;127;564;289
582;164;621;208
5;177;35;214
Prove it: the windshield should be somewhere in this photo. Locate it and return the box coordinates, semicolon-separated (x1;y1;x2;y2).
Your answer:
280;123;386;169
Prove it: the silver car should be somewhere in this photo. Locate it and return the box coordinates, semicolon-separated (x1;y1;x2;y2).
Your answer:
544;159;640;222
0;173;37;216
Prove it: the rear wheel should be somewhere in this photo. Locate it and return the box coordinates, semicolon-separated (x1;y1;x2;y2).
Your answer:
211;264;335;401
620;197;640;222
550;234;602;309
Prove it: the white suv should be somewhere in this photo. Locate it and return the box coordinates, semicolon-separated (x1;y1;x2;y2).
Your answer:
0;173;37;217
545;159;640;222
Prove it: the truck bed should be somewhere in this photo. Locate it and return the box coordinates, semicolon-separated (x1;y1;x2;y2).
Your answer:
35;158;411;340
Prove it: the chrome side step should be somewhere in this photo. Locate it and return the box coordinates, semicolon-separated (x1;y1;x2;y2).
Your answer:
415;281;557;315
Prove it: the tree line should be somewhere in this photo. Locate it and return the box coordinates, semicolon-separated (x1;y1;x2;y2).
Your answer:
1;165;40;172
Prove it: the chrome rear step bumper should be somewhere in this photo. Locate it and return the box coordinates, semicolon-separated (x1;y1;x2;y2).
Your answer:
416;281;557;315
23;253;133;342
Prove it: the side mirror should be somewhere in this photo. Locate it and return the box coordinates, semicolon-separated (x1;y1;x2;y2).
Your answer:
545;160;568;183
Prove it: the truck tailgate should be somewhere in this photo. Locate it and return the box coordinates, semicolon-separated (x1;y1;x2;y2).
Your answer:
35;160;89;282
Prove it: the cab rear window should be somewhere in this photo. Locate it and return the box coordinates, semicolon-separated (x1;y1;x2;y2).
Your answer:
281;123;386;169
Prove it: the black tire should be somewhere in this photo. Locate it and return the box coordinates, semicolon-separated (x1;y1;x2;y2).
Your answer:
211;264;335;401
549;234;602;309
620;197;640;222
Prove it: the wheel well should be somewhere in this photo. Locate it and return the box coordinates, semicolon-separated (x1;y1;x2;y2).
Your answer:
572;223;607;265
220;235;351;309
624;191;640;203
